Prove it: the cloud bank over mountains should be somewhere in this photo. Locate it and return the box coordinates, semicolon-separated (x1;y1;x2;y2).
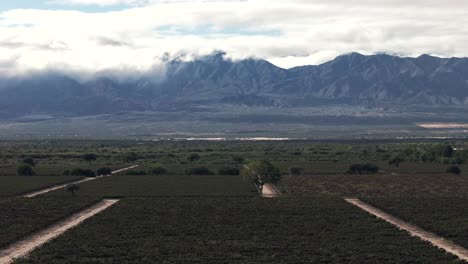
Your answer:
1;0;468;78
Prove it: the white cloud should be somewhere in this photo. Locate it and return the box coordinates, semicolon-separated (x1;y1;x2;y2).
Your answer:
1;0;468;77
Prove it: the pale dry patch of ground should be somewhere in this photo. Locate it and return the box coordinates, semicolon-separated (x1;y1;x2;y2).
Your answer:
417;123;468;129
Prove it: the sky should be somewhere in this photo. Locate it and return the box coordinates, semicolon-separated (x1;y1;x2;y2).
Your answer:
1;0;468;77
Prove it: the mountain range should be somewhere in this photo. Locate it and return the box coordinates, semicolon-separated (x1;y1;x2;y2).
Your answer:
1;52;468;118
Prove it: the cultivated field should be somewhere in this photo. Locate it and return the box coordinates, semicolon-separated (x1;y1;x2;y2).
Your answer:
0;140;466;263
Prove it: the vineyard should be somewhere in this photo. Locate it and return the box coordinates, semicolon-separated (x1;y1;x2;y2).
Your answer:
0;140;466;263
0;197;99;248
0;176;82;196
364;197;468;248
14;197;463;264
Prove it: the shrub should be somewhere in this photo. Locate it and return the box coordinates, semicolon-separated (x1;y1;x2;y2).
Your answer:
151;167;168;175
187;153;200;162
347;163;379;174
71;168;96;177
446;166;461;175
22;158;36;167
97;167;112;176
246;160;281;184
185;167;214;175
218;167;240;175
17;164;35;176
125;170;147;176
289;167;304;176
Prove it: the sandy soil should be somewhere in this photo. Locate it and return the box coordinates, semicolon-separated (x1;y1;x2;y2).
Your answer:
262;183;281;198
345;198;468;262
417;123;468;129
0;199;120;264
23;165;139;198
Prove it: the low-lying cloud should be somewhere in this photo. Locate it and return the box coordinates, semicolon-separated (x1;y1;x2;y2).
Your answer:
1;0;468;77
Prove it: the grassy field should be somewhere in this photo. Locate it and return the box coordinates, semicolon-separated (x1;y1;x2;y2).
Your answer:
45;175;256;197
0;176;83;196
15;197;463;264
279;174;468;198
0;197;99;249
364;197;468;248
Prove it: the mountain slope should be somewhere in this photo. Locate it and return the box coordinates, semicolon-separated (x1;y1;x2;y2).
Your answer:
1;52;468;118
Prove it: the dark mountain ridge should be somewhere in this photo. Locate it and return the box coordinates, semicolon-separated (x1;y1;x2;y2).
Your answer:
1;52;468;118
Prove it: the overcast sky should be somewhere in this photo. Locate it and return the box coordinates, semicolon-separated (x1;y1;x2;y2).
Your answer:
1;0;468;77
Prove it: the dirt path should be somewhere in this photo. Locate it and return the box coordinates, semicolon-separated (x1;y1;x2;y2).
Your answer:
0;199;119;264
262;183;281;198
23;165;139;198
345;198;468;262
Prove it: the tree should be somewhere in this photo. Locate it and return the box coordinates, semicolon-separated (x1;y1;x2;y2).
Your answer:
347;163;379;174
83;153;97;165
125;152;138;163
97;167;112;176
446;166;461;175
218;167;240;175
66;184;80;196
185;167;214;175
232;156;245;165
23;158;36;167
71;168;96;177
388;156;404;167
289;167;304;176
441;145;454;158
187;153;200;162
151;166;168;175
17;164;35;176
246;160;281;187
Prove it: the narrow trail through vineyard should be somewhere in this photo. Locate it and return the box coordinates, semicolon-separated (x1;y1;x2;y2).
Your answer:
345;198;468;262
0;199;120;264
23;165;139;198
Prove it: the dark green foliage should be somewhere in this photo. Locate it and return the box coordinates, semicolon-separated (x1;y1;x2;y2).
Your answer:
388;156;404;167
17;197;462;264
289;167;304;175
217;167;240;175
446;166;462;174
22;157;36;167
96;167;112;176
366;197;468;248
246;160;281;184
83;153;97;164
347;163;379;174
125;152;138;162
125;170;147;176
17;164;35;176
187;153;200;162
150;166;168;175
232;155;244;165
185;166;214;175
0;197;98;248
70;168;96;177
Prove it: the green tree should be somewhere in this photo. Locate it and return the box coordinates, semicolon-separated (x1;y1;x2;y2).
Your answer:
125;152;138;163
245;160;281;186
23;158;36;167
97;167;112;176
17;164;35;176
388;156;404;167
446;166;461;175
83;153;97;165
187;153;200;162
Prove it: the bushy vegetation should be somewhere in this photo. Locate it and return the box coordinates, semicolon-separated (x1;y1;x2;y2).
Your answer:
68;168;96;177
125;170;147;176
446;165;462;174
217;167;240;175
185;166;214;175
150;166;168;175
17;197;462;264
17;164;35;176
96;167;112;176
347;163;379;174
